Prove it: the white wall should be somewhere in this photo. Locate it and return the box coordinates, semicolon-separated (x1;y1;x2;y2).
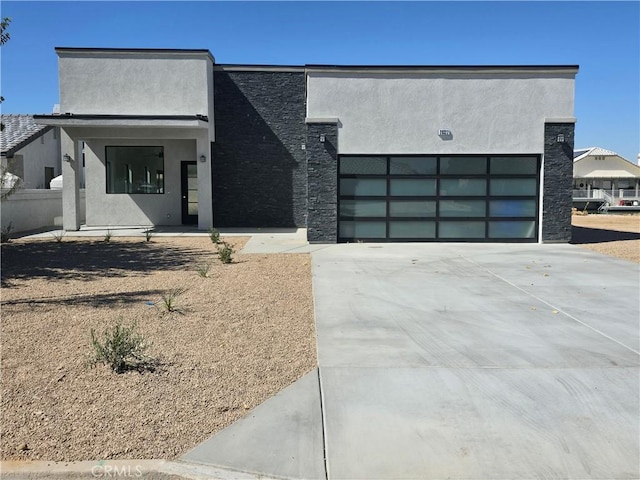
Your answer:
84;138;195;226
1;189;86;233
307;70;577;154
10;128;61;188
574;156;640;178
58;50;214;127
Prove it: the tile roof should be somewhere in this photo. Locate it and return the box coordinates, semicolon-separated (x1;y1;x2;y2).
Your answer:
1;114;52;157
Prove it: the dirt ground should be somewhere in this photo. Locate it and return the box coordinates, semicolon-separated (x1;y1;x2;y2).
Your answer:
0;236;316;461
571;213;640;263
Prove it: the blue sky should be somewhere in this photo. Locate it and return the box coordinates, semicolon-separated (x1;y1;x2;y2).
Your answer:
1;1;638;162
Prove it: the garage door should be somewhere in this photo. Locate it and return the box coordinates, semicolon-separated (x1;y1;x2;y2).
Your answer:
338;155;539;242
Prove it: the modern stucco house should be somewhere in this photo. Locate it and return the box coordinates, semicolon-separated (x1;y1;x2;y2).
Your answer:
35;47;579;243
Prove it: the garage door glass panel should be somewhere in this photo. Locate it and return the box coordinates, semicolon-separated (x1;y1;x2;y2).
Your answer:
490;199;536;217
439;221;485;238
390;157;437;175
340;200;386;217
489;221;536;238
389;221;435;238
440;179;486;196
440;157;486;175
389;200;436;217
490;156;538;175
340;157;387;175
390;179;436;196
339;221;386;238
439;200;486;217
340;178;387;196
490;178;537;196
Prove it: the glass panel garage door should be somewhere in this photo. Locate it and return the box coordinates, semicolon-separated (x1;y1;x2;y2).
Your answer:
338;155;539;242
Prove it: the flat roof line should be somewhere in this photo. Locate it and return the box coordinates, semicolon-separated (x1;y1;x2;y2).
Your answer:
34;114;209;122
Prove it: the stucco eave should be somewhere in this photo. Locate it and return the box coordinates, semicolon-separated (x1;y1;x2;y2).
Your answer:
33;116;209;129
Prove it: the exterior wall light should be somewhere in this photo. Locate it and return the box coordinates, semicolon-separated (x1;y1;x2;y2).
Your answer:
319;134;326;143
556;133;565;143
199;155;206;163
63;153;72;163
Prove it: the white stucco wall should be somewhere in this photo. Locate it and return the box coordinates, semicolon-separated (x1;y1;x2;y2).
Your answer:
58;50;214;123
10;128;61;188
1;189;86;233
83;138;196;226
306;69;577;154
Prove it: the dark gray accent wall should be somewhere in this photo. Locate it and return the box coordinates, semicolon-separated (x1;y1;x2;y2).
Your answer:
212;70;307;227
306;123;338;243
542;123;575;242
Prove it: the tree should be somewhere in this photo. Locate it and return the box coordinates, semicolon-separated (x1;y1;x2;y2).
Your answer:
0;16;21;199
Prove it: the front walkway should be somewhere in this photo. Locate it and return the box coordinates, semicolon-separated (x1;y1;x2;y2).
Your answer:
182;242;640;479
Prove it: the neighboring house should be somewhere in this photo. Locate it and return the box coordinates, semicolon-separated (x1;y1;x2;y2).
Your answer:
573;147;640;206
35;47;579;243
0;114;62;189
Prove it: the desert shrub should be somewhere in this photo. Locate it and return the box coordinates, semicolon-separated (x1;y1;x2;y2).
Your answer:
51;231;66;243
1;223;12;243
144;229;153;242
158;287;187;313
196;263;211;278
217;241;234;264
208;227;221;244
90;320;155;373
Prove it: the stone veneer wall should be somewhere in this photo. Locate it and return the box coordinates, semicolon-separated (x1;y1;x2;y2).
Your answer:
211;69;307;227
542;122;575;242
306;122;338;243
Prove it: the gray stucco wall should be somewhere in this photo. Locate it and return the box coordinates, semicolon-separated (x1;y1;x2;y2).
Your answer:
307;70;577;155
58;51;213;120
212;69;307;227
306;122;338;243
83;138;195;226
542;123;575;242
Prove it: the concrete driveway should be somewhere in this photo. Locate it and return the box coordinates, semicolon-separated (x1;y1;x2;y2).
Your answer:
184;242;639;480
314;243;639;479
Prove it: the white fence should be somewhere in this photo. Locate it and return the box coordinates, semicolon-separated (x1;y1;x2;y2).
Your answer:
1;189;86;233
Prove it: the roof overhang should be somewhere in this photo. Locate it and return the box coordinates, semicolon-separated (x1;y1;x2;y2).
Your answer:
576;171;638;178
33;114;209;129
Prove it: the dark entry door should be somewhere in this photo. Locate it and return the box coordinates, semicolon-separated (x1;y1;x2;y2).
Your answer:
181;161;198;225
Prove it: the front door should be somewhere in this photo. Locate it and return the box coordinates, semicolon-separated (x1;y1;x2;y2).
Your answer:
181;161;198;225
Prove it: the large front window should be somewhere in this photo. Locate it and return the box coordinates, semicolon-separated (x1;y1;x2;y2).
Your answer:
106;146;164;194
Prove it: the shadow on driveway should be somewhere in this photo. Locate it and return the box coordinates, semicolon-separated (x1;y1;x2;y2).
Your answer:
571;225;640;244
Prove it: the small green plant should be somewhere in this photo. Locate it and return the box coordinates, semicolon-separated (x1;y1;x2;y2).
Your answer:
158;287;187;313
51;231;66;243
143;229;153;242
196;263;211;278
103;229;112;243
1;223;13;243
90;320;155;373
217;241;234;264
208;227;221;244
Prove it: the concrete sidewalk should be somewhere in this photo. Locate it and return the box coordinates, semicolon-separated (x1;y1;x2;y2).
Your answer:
183;242;638;479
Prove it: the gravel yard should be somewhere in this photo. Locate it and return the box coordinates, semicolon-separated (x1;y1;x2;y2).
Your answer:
572;213;640;263
1;236;316;461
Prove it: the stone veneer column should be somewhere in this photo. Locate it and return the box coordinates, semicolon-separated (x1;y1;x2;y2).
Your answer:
306;119;339;243
542;122;575;242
